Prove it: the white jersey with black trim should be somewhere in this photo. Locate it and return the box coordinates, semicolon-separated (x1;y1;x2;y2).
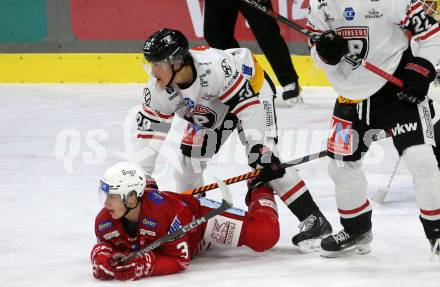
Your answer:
135;47;270;174
307;0;440;100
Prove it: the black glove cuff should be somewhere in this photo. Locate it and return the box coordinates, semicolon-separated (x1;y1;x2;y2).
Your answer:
405;57;436;82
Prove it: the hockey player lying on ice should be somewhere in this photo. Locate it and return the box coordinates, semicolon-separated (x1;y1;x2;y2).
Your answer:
91;162;279;281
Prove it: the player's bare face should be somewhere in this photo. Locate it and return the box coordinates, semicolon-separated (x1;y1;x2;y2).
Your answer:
150;60;174;88
104;194;126;219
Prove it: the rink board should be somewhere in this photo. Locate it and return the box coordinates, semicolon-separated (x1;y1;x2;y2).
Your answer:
0;53;330;86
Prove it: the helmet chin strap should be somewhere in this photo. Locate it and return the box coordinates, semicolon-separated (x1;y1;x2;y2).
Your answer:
122;197;140;218
165;61;183;87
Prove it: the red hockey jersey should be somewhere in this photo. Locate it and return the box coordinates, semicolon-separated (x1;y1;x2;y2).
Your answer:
94;189;204;276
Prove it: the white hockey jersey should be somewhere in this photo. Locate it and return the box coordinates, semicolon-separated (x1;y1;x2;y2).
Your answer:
135;47;270;174
307;0;440;100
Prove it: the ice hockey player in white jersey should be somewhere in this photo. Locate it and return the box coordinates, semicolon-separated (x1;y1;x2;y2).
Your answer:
421;0;440;101
307;0;440;257
420;1;440;169
135;28;332;250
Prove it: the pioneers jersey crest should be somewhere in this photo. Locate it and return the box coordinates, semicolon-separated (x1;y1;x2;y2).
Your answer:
337;27;370;69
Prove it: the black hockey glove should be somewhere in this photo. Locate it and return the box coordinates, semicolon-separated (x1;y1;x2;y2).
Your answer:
316;30;348;66
397;57;436;104
248;144;285;182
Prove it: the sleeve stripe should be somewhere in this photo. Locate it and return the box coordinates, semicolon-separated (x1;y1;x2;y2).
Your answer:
231;99;260;115
338;200;370;215
408;1;422;14
137;134;166;140
142;105;173;120
219;73;245;102
400;2;423;26
420;208;440;216
305;25;323;35
414;24;440;41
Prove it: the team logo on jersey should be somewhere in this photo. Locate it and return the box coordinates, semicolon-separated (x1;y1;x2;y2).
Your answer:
336;27;369;69
182;104;218;129
144;88;151;106
344;7;355;21
168;216;183;234
328;116;354;155
221;59;233;77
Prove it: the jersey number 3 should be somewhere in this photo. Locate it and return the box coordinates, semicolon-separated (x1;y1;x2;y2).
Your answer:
177;242;189;259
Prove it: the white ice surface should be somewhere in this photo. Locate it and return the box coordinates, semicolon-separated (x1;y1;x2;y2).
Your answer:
0;84;439;287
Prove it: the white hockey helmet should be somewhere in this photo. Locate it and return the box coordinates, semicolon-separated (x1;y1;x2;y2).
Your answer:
421;0;440;21
99;162;146;201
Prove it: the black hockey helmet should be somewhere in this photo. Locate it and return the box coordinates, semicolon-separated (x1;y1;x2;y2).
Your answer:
143;28;189;63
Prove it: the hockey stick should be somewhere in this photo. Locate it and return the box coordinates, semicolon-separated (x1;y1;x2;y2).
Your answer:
182;149;328;196
371;156;401;204
238;0;404;89
117;177;233;265
182;131;389;196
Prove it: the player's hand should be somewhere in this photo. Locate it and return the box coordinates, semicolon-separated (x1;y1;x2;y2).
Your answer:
397;57;436;104
248;144;285;182
91;243;115;280
114;252;155;281
316;30;348;66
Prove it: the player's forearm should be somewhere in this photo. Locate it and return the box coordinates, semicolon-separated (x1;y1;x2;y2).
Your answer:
133;137;162;175
150;253;189;276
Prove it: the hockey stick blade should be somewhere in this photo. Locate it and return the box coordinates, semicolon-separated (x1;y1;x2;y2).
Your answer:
118;178;233;265
371;157;401;204
371;189;388;204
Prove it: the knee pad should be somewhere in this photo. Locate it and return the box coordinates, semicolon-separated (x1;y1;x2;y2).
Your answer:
174;155;207;193
328;159;371;218
403;144;439;185
403;144;440;219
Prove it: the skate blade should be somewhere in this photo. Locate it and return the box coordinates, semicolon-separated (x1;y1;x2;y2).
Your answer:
320;244;371;258
296;233;331;253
